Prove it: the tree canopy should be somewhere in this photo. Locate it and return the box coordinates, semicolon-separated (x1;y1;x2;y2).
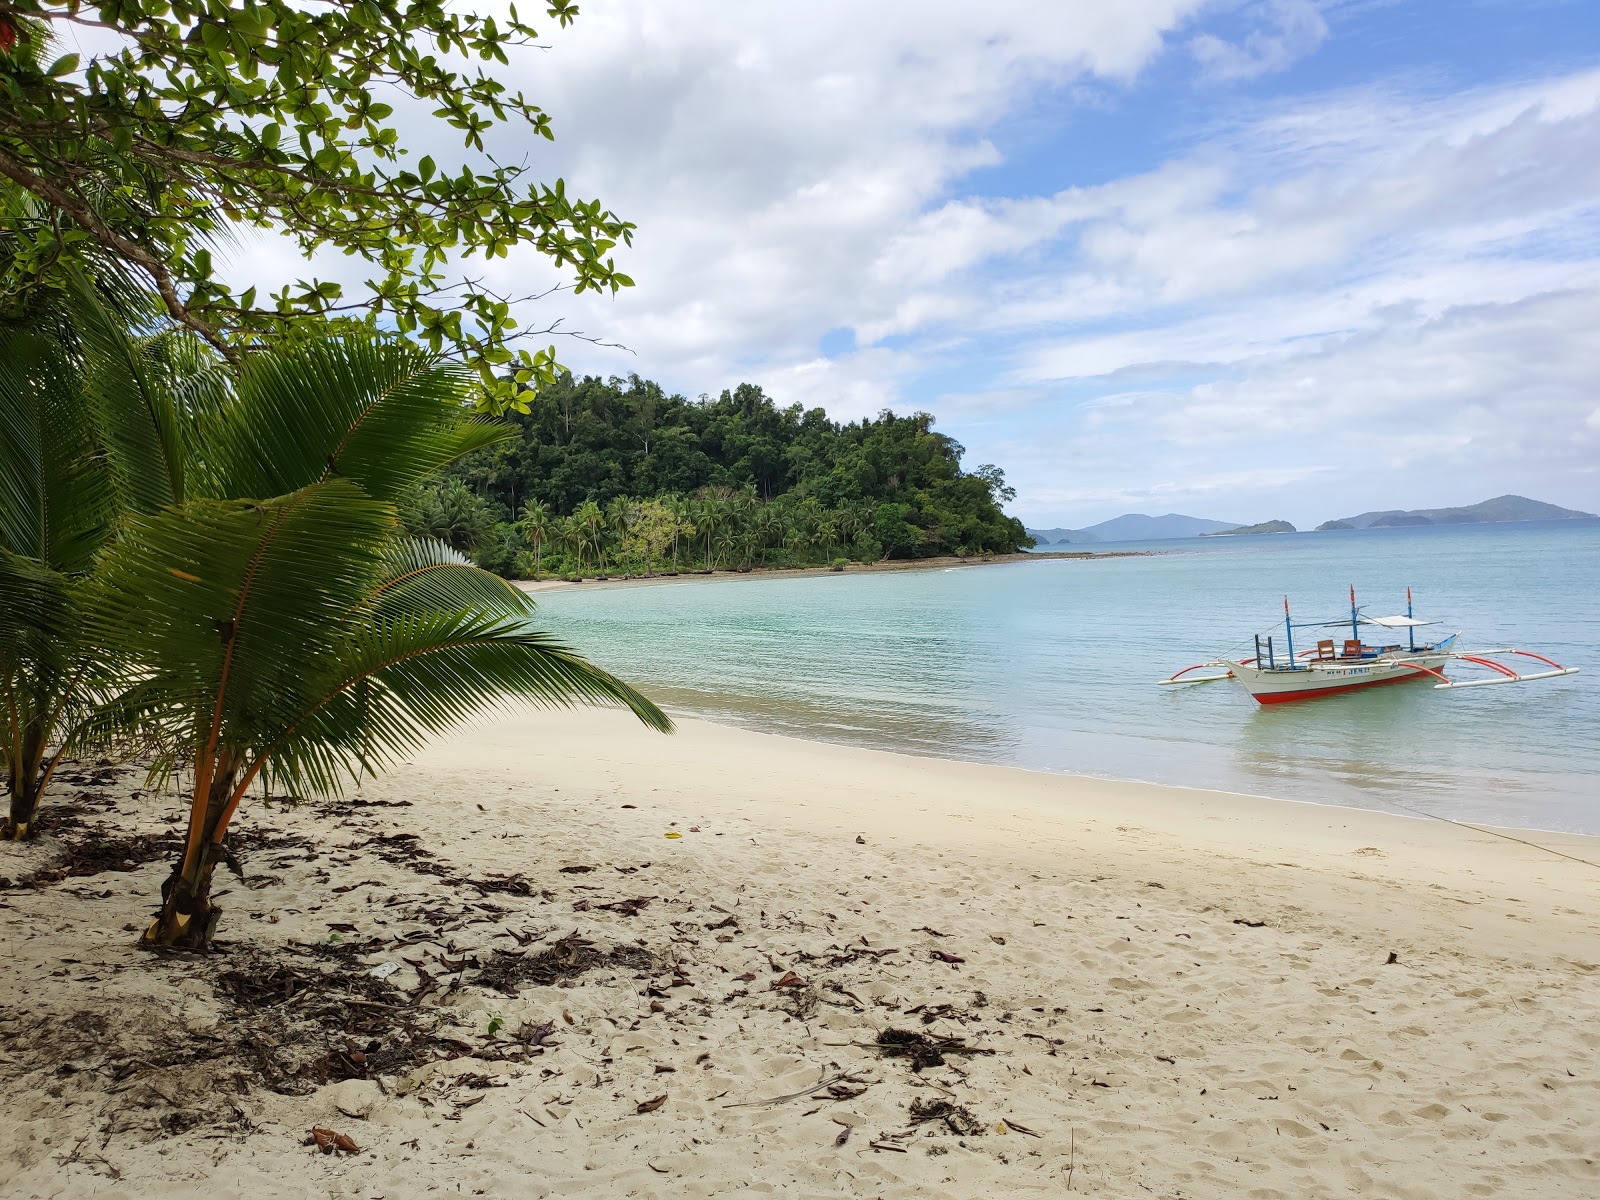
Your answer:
427;373;1032;574
0;0;629;410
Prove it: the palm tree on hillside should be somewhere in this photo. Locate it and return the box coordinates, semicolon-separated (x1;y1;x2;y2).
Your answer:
558;514;585;573
695;494;727;569
518;499;553;579
574;499;606;573
605;495;633;571
664;494;694;570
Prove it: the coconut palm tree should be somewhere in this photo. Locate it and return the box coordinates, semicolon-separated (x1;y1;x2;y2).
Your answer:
574;499;606;574
0;275;212;838
695;495;726;569
83;338;669;947
558;514;586;574
518;499;553;579
664;494;694;571
605;495;633;572
817;515;839;562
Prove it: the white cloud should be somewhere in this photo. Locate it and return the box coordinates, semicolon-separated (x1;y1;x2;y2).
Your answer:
478;1;1212;375
168;3;1600;524
1189;0;1330;82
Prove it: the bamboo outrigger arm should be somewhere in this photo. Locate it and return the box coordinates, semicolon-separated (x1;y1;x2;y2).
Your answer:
1426;649;1581;690
1158;661;1237;686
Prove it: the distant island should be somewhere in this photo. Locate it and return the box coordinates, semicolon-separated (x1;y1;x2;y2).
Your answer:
1030;495;1593;547
1316;495;1595;530
1026;513;1241;544
1201;519;1296;537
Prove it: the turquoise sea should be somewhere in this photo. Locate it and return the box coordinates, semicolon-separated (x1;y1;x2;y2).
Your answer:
532;520;1599;835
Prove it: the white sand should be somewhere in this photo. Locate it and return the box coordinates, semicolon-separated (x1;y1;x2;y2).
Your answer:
2;708;1597;1198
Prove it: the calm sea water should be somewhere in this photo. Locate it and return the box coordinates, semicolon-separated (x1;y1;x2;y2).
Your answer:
532;520;1599;835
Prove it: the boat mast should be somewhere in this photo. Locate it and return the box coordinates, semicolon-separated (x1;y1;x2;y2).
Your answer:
1350;584;1359;645
1406;586;1415;652
1284;595;1295;665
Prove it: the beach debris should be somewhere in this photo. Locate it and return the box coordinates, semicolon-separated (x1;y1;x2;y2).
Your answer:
621;803;637;809
772;971;807;989
873;1028;983;1072
595;896;653;917
636;1094;668;1114
366;961;401;980
909;1097;985;1136
1232;918;1267;928
723;1069;854;1108
814;1079;869;1101
688;826;701;832
1385;951;1400;965
471;931;657;995
930;949;966;964
664;832;682;840
914;926;950;937
989;935;1006;945
558;865;594;874
834;1123;851;1147
1000;1118;1043;1137
855;835;866;844
308;1126;361;1154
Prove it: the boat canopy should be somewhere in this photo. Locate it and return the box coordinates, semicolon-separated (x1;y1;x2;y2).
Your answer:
1361;615;1437;628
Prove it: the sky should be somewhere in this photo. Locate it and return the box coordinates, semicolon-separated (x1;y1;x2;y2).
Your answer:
219;0;1600;528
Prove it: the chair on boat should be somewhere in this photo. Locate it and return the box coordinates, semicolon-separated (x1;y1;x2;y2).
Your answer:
1343;638;1363;659
1315;639;1336;661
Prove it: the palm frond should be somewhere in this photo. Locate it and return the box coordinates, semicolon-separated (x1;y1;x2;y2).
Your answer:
259;609;672;798
64;266;192;512
88;480;396;754
200;337;512;502
0;549;75;681
0;330;114;571
360;536;536;618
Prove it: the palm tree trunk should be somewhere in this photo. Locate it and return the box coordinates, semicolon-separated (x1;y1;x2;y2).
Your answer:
2;726;46;840
142;759;241;949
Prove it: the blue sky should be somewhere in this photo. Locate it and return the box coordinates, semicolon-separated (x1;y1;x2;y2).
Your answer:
221;1;1600;528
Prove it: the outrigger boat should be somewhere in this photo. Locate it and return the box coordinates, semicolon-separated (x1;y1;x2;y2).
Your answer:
1161;588;1579;705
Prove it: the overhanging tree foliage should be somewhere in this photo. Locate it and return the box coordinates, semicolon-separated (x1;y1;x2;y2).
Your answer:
0;0;632;411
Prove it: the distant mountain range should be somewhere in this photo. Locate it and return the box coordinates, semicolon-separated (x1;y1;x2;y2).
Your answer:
1028;495;1594;545
1026;513;1241;544
1315;495;1595;530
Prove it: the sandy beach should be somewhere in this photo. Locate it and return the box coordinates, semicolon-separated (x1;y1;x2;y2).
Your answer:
2;709;1597;1198
511;549;1139;594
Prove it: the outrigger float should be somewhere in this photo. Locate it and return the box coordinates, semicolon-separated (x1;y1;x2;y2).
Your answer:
1161;588;1580;705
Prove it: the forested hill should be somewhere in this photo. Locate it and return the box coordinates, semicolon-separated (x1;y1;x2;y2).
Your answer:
420;373;1032;577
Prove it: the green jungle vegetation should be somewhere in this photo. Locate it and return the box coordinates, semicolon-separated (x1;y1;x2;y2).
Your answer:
408;375;1033;579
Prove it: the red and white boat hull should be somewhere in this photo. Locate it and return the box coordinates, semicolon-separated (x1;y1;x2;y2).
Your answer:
1228;651;1454;704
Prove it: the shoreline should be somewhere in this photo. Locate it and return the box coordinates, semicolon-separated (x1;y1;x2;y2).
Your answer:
3;709;1596;1197
658;708;1600;844
513;549;1144;594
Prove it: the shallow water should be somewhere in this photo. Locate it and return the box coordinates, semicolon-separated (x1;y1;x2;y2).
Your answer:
532;520;1600;834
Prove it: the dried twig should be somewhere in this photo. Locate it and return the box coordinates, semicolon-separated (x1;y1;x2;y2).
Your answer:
722;1068;849;1108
